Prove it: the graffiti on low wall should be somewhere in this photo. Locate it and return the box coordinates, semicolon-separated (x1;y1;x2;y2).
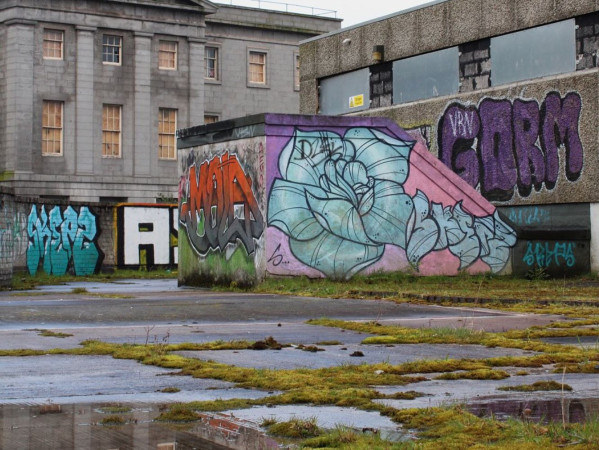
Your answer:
267;126;517;279
26;204;102;276
179;152;264;257
116;204;178;268
438;92;583;201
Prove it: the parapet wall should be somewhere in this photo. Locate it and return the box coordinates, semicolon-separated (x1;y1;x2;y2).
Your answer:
177;114;517;286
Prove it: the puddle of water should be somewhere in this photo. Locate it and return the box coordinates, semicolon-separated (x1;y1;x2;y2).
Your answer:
0;403;279;450
468;397;599;424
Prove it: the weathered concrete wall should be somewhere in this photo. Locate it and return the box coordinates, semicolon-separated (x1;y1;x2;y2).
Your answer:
0;190;177;285
178;131;266;286
177;114;517;286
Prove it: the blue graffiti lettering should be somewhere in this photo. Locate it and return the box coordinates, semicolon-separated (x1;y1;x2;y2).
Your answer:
523;241;576;268
508;207;551;226
26;205;101;276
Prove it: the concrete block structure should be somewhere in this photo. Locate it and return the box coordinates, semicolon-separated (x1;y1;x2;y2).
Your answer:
177;114;516;286
299;0;599;276
0;0;339;204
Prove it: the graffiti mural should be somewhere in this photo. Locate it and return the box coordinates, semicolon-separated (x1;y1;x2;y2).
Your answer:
26;205;102;276
439;92;583;201
267;127;516;279
523;241;576;268
179;152;264;256
116;205;178;268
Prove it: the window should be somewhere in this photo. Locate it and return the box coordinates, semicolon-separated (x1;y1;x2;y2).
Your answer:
392;47;459;104
319;68;370;115
43;29;63;60
294;53;300;90
205;46;219;80
102;105;121;157
42;101;63;156
204;114;219;124
159;108;177;159
159;41;177;70
103;35;122;65
491;19;575;86
248;50;267;84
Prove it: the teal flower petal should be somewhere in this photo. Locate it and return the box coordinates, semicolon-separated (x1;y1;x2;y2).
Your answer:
449;202;481;269
344;128;413;184
361;180;414;247
268;179;327;241
406;191;439;265
305;192;374;245
278;129;354;187
343;161;369;186
289;231;384;279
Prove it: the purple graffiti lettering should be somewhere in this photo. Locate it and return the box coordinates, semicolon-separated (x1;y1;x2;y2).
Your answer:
438;92;583;201
513;99;545;196
540;92;583;185
478;99;518;199
439;104;480;187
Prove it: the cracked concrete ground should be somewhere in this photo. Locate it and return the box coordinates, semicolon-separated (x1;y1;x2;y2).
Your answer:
1;279;596;449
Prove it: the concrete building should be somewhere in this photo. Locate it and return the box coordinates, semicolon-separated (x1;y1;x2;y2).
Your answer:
299;0;599;276
0;0;339;204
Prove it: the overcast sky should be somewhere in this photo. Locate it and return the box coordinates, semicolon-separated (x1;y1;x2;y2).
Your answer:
212;0;435;28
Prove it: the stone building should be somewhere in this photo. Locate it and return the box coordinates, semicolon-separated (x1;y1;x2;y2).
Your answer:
299;0;599;276
0;0;339;203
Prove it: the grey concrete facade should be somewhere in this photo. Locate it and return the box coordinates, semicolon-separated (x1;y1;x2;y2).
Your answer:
0;0;339;203
299;0;599;276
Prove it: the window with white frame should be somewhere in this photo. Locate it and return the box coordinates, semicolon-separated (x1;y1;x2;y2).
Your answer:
102;35;122;65
102;104;121;157
159;41;178;70
205;46;219;80
42;101;63;155
248;50;267;84
43;29;63;60
159;108;177;159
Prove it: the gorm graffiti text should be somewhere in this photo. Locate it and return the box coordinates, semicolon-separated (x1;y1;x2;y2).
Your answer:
439;92;583;201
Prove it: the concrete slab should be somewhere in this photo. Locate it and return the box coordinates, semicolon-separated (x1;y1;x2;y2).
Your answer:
177;343;535;370
0;355;271;405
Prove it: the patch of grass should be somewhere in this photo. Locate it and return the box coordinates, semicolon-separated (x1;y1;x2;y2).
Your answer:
71;287;88;294
29;329;74;338
435;369;510;381
8;268;177;291
98;405;131;414
156;404;202;422
266;417;321;439
159;387;181;393
99;415;126;425
498;381;573;392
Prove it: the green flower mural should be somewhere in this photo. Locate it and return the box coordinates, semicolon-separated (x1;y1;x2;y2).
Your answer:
268;127;516;279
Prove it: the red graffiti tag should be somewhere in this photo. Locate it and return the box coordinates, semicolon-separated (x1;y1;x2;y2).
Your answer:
180;152;264;255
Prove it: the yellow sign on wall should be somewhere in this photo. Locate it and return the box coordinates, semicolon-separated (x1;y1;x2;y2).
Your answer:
348;94;364;108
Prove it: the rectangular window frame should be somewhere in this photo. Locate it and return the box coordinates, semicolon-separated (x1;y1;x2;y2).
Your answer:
204;114;220;124
294;52;300;91
159;40;178;70
205;45;220;82
42;100;63;156
158;108;177;160
491;19;576;86
247;49;269;88
102;104;122;158
43;29;64;60
102;34;122;66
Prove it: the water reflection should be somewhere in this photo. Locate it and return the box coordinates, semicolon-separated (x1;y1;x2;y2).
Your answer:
0;403;277;450
469;398;599;424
